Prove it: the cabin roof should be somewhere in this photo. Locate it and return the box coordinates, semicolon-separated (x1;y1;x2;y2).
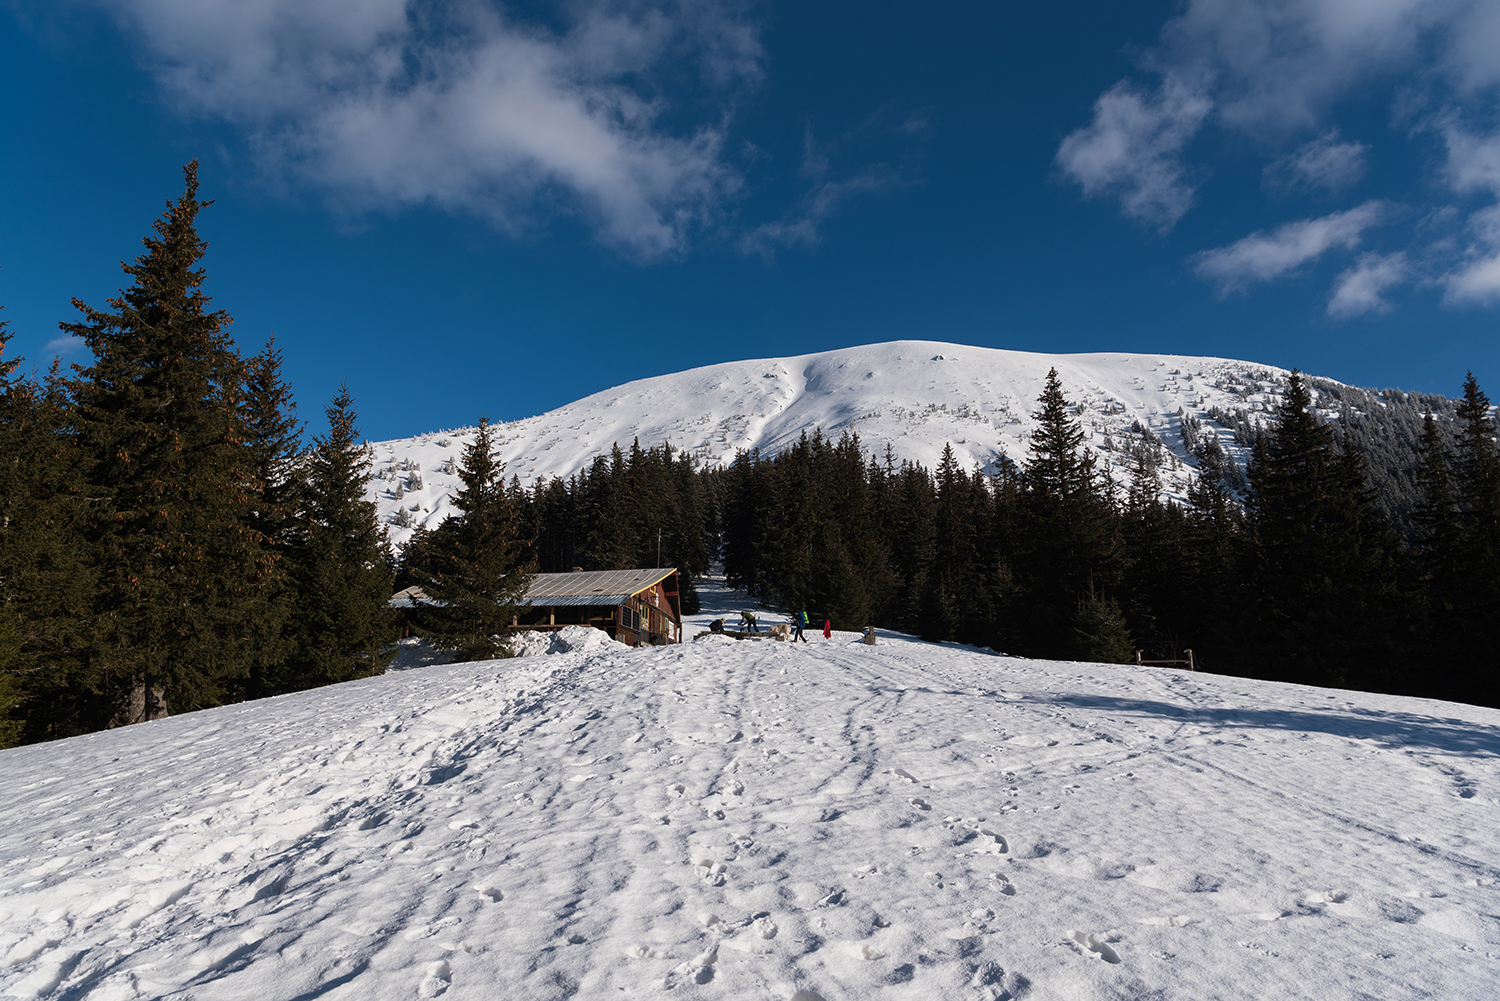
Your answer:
390;569;678;611
524;568;677;607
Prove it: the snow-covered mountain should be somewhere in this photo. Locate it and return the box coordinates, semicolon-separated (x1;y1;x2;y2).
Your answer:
4;579;1498;1000
364;341;1348;548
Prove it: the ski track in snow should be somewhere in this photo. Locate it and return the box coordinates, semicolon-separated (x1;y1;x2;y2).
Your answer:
3;597;1500;998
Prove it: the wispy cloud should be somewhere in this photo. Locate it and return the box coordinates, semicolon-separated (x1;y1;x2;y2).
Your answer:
1444;205;1500;305
1264;130;1368;194
45;334;86;356
738;166;899;260
1060;0;1500;314
1328;251;1410;317
738;113;923;260
1192;201;1387;295
1441;122;1500;198
96;0;763;259
1055;79;1211;232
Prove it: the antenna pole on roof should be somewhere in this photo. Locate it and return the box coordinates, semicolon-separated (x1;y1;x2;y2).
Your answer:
657;528;662;566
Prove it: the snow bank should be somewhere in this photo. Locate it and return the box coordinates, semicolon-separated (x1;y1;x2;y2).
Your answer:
3;626;1499;1000
506;624;630;659
388;626;627;671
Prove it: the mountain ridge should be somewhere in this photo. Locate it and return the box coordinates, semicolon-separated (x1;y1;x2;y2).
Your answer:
365;340;1447;547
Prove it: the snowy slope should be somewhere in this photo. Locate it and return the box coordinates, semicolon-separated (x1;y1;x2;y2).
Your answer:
4;585;1499;1000
366;341;1305;548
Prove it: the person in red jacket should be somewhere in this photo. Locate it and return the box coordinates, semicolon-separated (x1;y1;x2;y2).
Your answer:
822;618;831;639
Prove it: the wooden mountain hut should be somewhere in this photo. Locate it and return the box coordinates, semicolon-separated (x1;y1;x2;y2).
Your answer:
516;568;682;646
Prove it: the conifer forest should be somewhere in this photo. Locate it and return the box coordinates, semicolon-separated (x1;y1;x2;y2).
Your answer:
3;166;1499;748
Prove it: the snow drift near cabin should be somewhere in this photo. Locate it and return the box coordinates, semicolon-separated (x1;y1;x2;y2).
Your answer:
2;594;1498;1000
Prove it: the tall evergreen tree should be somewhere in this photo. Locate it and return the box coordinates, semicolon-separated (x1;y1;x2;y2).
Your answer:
1412;411;1459;566
1246;373;1398;688
243;338;304;548
1448;374;1500;704
1179;435;1243;672
64;162;275;725
0;335;96;741
282;385;397;687
419;417;535;661
242;338;303;693
1013;369;1122;659
0;316;38;745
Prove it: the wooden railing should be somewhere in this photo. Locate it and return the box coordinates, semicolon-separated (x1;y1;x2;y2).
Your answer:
1135;649;1195;671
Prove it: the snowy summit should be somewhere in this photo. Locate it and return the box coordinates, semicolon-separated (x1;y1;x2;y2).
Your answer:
3;579;1498;999
366;342;1311;548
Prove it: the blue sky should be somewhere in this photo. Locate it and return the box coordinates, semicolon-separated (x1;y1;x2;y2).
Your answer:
3;1;1498;441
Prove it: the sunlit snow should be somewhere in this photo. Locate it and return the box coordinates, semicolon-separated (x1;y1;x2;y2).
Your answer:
3;578;1498;999
366;341;1313;548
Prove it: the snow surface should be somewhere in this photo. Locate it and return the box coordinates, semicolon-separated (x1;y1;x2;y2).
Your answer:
4;579;1500;999
366;341;1311;548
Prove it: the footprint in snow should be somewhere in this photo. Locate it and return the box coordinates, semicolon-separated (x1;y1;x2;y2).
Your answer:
1068;930;1122;964
909;797;932;811
970;828;1008;854
417;959;451;997
657;946;718;989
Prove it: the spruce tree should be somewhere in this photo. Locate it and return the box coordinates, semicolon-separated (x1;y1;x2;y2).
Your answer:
1;335;96;740
1449;374;1500;704
1247;373;1398;688
419;416;535;661
64;162;275;725
0;317;38;744
1013;369;1121;659
1413;411;1459;568
1408;410;1462;681
1071;593;1134;664
282;385;397;687
243;338;304;548
1179;435;1242;672
242;338;304;693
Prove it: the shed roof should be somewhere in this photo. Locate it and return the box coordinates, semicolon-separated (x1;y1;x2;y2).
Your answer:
390;569;679;611
524;568;677;607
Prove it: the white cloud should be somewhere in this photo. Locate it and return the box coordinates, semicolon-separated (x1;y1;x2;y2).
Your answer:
1445;252;1500;304
98;0;762;258
1192;200;1387;294
1055;79;1211;232
1442;122;1500;197
1328;251;1410;317
1062;0;1500;311
1155;0;1445;137
45;334;87;355
1443;204;1500;304
1265;129;1368;193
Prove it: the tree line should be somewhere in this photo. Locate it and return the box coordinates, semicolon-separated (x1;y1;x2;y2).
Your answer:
709;368;1500;709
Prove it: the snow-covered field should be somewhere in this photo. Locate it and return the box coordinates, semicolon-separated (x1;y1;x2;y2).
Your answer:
367;341;1306;548
4;581;1499;999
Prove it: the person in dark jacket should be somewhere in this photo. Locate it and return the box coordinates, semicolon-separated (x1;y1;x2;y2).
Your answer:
792;610;809;643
